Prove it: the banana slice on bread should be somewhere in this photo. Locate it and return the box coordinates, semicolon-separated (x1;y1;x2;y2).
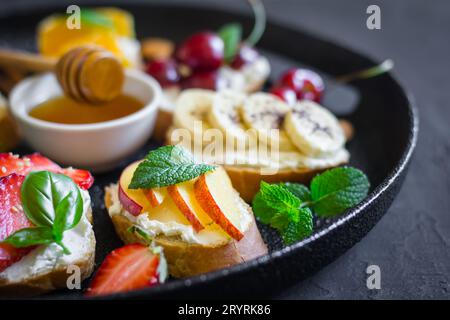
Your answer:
171;89;214;147
207;90;253;146
240;93;296;151
284;101;346;156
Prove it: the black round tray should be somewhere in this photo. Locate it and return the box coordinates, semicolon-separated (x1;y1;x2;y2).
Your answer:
0;1;418;299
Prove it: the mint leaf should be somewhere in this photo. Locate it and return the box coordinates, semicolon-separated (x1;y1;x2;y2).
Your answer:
258;181;300;215
1;227;54;248
281;208;313;245
310;167;370;217
282;182;311;202
252;181;312;244
218;23;242;63
128;145;216;189
252;191;276;224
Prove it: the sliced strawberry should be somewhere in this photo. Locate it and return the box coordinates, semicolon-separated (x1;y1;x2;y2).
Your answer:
86;244;161;297
61;168;94;190
0;153;93;190
0;173;34;272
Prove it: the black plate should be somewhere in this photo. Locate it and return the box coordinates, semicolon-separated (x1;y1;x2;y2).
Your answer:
0;2;418;299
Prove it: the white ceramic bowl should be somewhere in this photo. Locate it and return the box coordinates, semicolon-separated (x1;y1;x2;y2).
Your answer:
9;69;161;172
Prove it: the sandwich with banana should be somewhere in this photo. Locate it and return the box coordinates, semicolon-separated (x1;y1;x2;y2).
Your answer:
0;153;95;296
167;89;351;202
104;145;268;278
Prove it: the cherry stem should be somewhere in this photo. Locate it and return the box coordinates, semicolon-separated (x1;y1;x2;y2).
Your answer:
335;59;394;84
245;0;266;47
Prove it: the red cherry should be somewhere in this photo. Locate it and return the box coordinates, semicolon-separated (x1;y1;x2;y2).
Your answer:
181;70;226;90
278;68;324;102
231;45;259;69
145;59;180;87
270;86;297;105
175;31;224;71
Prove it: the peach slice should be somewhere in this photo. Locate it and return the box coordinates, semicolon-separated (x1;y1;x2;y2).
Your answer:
194;168;245;241
167;180;214;233
145;188;165;208
119;161;166;215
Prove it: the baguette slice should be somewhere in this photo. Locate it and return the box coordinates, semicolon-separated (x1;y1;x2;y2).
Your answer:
104;187;268;278
0;193;96;297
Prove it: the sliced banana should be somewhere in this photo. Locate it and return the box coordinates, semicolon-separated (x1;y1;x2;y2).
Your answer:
171;89;214;148
240;92;296;151
284;100;346;157
207;89;253;147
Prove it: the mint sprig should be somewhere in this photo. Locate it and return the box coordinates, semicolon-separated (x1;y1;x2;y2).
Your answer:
253;181;313;245
252;167;370;245
2;171;83;254
128;145;216;189
310;167;370;217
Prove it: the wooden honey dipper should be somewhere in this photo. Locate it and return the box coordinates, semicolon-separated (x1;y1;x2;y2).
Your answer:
0;46;125;103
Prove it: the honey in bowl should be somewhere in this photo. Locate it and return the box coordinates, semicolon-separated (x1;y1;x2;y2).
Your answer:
29;94;144;124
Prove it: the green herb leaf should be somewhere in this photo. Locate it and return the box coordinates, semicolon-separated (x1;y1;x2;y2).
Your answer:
4;171;84;254
252;181;313;244
80;9;114;29
310;167;370;217
258;181;300;215
1;227;54;248
282;182;311;202
218;23;242;63
281;208;313;245
128;145;216;189
21;171;83;229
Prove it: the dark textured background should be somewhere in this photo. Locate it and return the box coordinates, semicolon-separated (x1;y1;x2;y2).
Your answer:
1;0;449;299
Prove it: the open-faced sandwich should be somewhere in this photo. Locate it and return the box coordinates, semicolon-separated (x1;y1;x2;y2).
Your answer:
166;89;352;202
0;153;95;296
104;145;268;278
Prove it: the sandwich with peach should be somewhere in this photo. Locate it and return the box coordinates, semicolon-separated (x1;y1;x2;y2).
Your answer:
104;145;267;277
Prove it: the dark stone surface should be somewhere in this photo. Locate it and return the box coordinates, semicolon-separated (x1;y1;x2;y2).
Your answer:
1;0;449;299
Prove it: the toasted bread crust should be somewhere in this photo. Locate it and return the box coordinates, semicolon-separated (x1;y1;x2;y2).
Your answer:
225;165;332;203
0;230;95;297
104;189;268;278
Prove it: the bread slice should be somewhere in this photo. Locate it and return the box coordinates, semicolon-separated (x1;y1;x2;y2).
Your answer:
0;192;96;297
104;186;268;278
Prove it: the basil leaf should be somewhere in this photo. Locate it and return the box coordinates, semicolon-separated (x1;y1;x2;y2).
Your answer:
310;167;370;217
21;171;83;230
1;227;54;248
218;23;242;63
52;194;72;242
128;146;216;189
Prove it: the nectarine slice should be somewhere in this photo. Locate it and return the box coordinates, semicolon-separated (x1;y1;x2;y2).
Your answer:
194;168;245;241
168;183;205;232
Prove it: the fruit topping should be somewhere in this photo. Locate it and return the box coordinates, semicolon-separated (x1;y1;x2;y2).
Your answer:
277;68;324;103
0;153;93;190
175;31;224;71
85;244;166;296
145;58;180;88
0;174;34;272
